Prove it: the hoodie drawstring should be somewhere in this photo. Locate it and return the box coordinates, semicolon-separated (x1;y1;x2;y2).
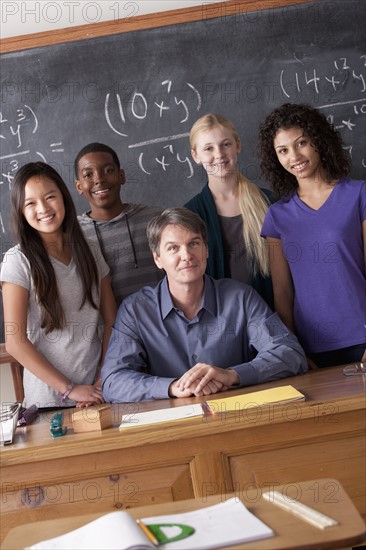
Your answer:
92;215;138;269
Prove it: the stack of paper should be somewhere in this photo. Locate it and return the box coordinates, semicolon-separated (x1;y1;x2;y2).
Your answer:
0;402;21;444
206;385;305;414
120;403;204;429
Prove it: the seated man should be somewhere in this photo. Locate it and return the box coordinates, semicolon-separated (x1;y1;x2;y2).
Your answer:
102;208;307;402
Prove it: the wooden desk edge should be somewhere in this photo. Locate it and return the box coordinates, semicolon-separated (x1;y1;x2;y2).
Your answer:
1;366;365;465
2;479;365;550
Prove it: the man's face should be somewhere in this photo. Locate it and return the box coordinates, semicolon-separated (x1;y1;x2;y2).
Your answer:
153;224;208;288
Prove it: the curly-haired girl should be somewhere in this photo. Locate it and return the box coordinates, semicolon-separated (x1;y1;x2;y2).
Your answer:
259;103;365;367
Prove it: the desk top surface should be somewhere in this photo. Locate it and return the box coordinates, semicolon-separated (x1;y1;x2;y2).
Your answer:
1;365;365;464
2;479;365;550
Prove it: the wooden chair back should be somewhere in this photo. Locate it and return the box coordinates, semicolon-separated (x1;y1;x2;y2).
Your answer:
0;343;24;403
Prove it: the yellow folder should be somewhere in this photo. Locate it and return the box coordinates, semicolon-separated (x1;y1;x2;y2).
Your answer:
206;385;305;413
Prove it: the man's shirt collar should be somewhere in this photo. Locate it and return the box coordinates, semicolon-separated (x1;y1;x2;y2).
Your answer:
160;274;216;320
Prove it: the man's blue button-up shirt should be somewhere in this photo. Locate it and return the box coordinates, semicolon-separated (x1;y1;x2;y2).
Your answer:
102;275;307;402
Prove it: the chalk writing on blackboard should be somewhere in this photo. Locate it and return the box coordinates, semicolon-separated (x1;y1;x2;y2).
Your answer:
0;104;64;193
104;80;202;179
279;54;366;169
280;55;366;97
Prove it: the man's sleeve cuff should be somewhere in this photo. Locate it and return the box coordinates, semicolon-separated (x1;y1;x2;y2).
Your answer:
230;364;259;387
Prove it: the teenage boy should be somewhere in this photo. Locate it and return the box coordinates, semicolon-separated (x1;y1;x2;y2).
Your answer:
75;143;163;305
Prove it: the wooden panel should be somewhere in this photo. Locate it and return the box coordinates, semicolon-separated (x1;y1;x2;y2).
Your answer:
229;435;366;516
1;462;194;540
2;464;194;513
190;451;233;498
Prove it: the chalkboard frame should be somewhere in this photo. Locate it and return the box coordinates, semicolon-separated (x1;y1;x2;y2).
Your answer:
1;0;314;53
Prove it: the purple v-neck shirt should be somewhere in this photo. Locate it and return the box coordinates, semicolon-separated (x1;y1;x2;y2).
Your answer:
261;178;366;354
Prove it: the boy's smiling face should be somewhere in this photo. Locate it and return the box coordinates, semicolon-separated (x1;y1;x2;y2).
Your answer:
75;151;125;220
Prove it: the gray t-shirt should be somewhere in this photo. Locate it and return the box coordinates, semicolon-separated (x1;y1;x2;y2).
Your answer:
0;243;109;408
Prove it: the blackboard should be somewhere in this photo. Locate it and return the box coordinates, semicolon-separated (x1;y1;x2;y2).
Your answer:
1;0;365;339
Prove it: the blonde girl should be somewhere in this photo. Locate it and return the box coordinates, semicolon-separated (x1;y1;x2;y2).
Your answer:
185;113;273;305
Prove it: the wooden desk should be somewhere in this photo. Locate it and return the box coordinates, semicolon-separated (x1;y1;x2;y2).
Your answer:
1;366;365;544
2;480;365;550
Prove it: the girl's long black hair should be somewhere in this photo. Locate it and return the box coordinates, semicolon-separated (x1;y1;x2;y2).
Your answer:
12;162;99;333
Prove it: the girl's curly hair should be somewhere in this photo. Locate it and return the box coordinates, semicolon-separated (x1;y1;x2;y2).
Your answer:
258;103;351;198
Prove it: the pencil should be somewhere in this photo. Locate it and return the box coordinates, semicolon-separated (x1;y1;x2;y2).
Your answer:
202;402;215;415
136;519;159;545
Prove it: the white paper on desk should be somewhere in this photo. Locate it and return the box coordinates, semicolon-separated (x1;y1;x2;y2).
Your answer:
25;498;274;550
120;404;203;428
0;403;21;444
25;511;151;549
0;417;15;444
143;498;274;549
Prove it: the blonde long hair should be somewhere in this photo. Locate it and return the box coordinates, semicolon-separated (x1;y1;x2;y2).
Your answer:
190;114;270;277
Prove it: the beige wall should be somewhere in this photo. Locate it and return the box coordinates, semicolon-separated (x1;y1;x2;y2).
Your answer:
1;1;226;38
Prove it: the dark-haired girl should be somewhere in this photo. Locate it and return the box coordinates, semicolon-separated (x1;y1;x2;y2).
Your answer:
0;162;116;407
259;103;366;367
